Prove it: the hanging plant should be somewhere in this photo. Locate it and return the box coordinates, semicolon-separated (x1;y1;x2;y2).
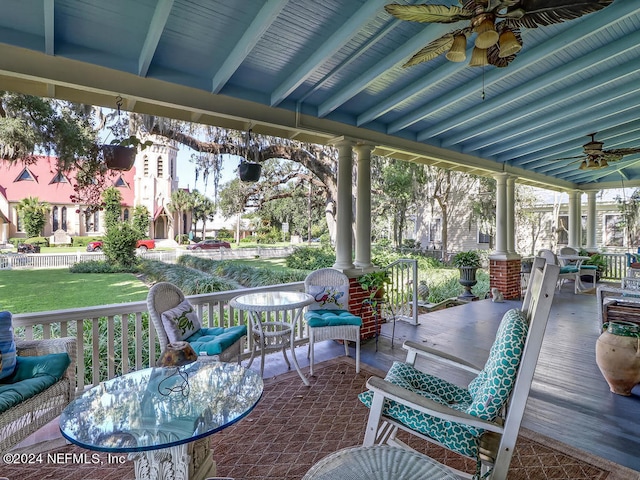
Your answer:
238;129;262;182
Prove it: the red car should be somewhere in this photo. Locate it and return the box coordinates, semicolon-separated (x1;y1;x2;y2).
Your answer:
186;239;231;250
86;239;155;252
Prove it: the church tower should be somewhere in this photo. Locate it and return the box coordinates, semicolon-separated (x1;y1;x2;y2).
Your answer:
133;136;180;241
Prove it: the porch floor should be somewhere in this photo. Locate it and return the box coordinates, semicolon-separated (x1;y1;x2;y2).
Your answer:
16;281;640;474
261;281;640;473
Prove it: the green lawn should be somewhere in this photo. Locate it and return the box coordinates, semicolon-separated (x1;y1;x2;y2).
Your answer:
0;269;149;314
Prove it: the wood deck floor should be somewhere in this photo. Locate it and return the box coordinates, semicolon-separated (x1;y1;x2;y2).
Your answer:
285;282;640;473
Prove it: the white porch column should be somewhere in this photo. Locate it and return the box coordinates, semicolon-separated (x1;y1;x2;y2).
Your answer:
333;138;355;270
506;175;516;255
568;190;581;249
586;190;597;251
493;173;508;256
354;143;373;269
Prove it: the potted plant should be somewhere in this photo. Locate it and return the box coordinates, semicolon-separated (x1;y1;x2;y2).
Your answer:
579;249;607;282
358;269;391;304
451;250;482;300
102;135;154;171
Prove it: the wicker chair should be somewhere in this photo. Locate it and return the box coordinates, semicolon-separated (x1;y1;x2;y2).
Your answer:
0;337;76;453
147;282;246;364
304;268;361;376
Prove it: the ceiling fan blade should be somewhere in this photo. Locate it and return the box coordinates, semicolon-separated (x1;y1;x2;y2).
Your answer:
551;155;584;161
403;31;462;67
509;0;614;28
384;4;473;23
605;147;640;156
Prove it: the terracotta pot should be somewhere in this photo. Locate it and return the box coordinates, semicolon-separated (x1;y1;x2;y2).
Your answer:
595;321;640;396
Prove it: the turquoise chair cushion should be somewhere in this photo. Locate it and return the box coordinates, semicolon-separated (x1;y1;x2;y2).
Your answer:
304;310;362;327
580;265;598;270
359;308;528;459
559;266;579;274
0;310;16;380
0;352;71;414
186;325;247;356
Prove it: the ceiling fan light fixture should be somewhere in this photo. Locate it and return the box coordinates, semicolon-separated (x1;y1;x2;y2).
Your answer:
599;158;609;168
498;29;521;58
579;160;588;170
468;47;488;67
474;18;499;49
446;34;467;62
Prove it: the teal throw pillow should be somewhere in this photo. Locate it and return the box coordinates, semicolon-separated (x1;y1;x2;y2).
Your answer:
0;310;17;381
4;352;71;384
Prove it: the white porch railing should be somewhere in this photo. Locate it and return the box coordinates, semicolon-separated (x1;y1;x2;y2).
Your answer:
12;282;305;395
0;246;296;269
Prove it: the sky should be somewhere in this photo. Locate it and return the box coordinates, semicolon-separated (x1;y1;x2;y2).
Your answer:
174;148;237;195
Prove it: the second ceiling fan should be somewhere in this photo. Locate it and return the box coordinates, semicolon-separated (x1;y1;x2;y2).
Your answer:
556;133;640;170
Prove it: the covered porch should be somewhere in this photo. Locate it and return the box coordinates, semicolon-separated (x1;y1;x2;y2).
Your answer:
10;279;640;475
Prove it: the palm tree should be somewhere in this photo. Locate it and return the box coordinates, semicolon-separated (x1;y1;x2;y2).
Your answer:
167;189;193;242
190;191;216;240
16;196;51;238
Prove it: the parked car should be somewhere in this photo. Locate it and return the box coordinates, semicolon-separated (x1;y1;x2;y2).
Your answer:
186;239;231;250
17;243;40;253
86;239;156;252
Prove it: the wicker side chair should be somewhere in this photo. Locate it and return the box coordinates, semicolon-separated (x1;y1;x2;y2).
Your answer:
304;268;361;376
0;337;76;453
147;282;246;364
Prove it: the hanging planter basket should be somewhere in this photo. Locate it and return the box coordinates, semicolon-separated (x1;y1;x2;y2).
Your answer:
239;161;262;182
101;144;136;171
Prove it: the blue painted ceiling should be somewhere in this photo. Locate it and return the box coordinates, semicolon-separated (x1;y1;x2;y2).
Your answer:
0;0;638;191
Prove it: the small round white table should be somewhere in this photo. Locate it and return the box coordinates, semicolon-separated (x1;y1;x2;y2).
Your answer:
302;446;460;480
230;290;314;386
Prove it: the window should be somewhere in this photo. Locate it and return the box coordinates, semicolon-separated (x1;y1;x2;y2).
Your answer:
52;206;59;231
557;215;569;245
123;208;129;222
478;230;491;244
170;158;174;179
16;168;35;182
604;214;625;247
50;172;68;184
61;207;67;231
16;210;23;232
115;176;128;187
94;211;100;232
143;155;149;176
157;156;163;178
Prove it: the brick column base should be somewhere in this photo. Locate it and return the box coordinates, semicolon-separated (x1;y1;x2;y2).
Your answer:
490;258;521;300
348;278;378;340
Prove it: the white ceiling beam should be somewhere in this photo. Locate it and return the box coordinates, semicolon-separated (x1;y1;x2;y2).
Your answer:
270;0;388;107
491;94;640;161
446;54;638;151
138;0;174;77
317;22;456;118
434;30;640;147
212;0;287;94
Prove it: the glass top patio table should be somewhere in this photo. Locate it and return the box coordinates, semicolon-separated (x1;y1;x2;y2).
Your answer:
59;361;263;453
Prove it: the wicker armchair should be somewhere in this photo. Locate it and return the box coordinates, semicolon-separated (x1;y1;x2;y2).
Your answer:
147;282;246;363
0;337;76;453
304;268;361;376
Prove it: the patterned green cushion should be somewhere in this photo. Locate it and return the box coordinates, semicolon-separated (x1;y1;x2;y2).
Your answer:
304;310;362;327
359;308;528;459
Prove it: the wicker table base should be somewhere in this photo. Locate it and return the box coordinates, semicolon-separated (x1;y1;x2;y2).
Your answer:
302;446;459;480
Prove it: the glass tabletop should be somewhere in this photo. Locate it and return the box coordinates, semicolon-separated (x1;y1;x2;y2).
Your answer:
231;291;314;311
59;362;263;453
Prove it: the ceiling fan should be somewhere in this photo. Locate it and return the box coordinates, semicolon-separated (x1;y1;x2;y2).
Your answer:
556;133;640;170
384;1;614;68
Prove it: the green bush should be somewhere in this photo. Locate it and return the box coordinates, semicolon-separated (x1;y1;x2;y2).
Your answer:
285;246;335;270
216;229;234;241
69;260;136;274
178;255;308;287
139;259;241;294
175;233;190;245
103;222;139;270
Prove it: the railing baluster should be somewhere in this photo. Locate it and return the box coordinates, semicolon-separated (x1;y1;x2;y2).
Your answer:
107;316;115;380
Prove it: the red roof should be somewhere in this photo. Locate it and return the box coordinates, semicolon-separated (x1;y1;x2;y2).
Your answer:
0;156;136;206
